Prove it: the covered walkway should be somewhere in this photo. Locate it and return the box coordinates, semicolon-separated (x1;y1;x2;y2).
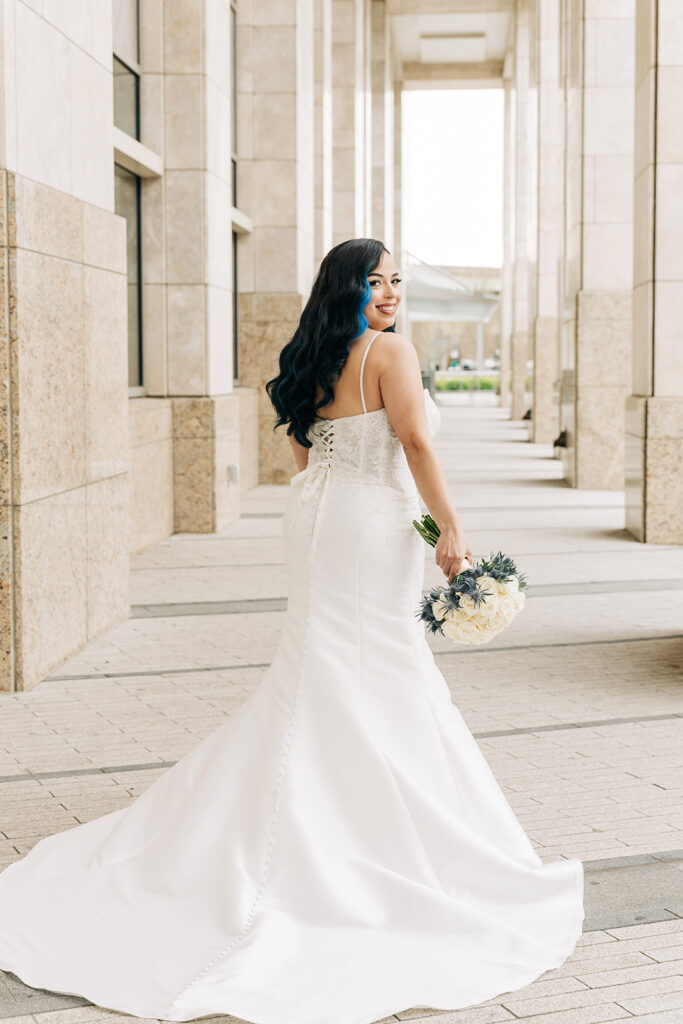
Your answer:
2;398;683;1022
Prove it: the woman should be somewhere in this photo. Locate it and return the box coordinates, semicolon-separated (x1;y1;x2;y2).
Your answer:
0;238;584;1024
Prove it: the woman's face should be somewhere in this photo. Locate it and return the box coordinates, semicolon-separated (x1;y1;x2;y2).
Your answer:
363;250;402;331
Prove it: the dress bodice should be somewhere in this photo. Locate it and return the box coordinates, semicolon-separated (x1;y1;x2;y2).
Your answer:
289;331;441;564
305;387;441;495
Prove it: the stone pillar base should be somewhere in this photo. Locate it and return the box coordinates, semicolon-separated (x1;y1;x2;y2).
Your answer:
626;396;683;544
575;290;632;489
561;290;632;489
532;316;558;444
172;388;259;534
510;330;528;420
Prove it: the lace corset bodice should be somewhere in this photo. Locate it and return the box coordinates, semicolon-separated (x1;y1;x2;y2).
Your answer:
289;332;441;564
305;387;441;495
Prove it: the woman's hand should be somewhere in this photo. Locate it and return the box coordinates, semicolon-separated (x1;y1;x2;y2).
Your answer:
435;522;473;584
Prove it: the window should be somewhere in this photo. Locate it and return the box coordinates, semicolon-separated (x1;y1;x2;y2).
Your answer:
231;1;238;206
113;56;139;138
232;231;239;381
115;164;143;388
112;0;140;139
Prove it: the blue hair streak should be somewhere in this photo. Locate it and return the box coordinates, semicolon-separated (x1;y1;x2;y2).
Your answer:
357;278;372;336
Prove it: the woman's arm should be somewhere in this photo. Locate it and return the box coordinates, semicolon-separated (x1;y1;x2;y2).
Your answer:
289;433;310;473
375;334;472;584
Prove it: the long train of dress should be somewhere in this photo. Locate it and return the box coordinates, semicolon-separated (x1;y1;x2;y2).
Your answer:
0;386;584;1024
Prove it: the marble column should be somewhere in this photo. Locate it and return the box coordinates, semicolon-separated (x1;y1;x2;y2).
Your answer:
626;0;683;542
159;0;251;532
237;0;315;484
558;0;635;488
531;0;562;444
510;0;534;421
393;79;403;259
314;0;333;266
332;0;368;243
370;0;394;250
500;69;514;412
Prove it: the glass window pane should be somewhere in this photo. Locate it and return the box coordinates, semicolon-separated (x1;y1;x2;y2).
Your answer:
113;56;139;139
232;231;239;381
115;164;143;388
231;4;238;204
112;0;139;67
231;4;237;155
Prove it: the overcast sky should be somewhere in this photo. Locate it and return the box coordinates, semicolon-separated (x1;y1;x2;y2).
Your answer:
402;89;504;269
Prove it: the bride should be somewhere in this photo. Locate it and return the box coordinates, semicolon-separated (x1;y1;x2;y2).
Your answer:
0;238;584;1024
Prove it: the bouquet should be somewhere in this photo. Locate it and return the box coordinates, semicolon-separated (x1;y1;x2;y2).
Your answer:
413;514;527;646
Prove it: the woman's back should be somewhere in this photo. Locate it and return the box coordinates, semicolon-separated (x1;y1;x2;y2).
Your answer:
313;329;386;420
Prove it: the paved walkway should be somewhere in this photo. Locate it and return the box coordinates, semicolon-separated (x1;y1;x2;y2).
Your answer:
2;396;683;1024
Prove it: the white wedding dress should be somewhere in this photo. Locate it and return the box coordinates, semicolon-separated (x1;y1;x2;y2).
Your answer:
0;331;584;1024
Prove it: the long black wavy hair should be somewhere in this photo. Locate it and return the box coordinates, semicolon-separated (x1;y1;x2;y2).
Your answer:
265;238;395;448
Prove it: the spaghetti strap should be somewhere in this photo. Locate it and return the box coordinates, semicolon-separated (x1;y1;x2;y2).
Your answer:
359;331;382;413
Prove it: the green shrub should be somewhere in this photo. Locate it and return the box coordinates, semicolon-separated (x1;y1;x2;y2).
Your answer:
435;376;498;392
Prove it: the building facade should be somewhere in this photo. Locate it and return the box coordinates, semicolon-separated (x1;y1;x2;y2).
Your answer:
0;0;680;691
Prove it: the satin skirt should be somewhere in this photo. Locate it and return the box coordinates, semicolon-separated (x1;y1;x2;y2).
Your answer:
0;473;584;1024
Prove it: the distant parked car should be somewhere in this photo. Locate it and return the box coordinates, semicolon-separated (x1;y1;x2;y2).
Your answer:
460;358;476;371
484;357;500;370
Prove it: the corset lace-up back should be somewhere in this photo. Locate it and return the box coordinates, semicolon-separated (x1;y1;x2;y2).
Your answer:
305;332;441;495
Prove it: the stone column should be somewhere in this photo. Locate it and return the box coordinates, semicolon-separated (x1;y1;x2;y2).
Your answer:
626;0;683;542
558;0;635;488
370;0;394;249
237;0;315;484
314;0;333;266
393;78;403;260
0;1;129;690
500;69;514;412
531;0;562;444
332;0;368;243
159;0;251;533
393;80;409;336
510;0;533;420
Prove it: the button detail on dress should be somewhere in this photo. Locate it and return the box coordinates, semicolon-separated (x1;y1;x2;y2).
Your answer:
291;421;335;564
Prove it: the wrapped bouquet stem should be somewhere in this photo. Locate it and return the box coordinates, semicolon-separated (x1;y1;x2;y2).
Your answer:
413;513;528;646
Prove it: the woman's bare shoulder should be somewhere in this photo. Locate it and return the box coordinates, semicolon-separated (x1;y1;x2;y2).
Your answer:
373;331;416;355
373;332;421;369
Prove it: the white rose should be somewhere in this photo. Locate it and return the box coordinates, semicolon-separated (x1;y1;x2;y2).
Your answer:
456;594;477;618
497;576;519;596
502;603;517;624
477;575;498;597
443;617;488;644
440;610;469;640
431;597;450;621
511;591;525;612
474;576;499;620
491;598;516;629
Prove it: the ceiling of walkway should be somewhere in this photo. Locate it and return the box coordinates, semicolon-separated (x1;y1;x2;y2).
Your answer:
388;0;512;87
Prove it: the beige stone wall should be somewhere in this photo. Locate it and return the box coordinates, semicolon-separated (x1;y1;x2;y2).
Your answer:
0;170;129;691
0;0;264;691
0;0;131;691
